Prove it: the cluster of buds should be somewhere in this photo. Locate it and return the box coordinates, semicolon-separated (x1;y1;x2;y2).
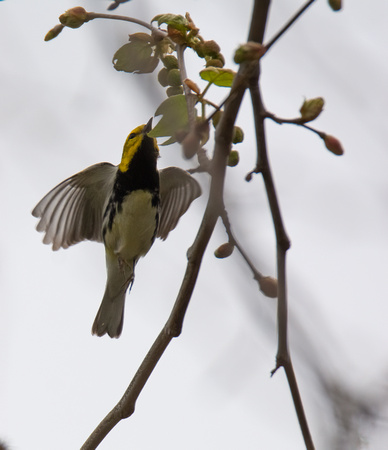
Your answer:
195;40;225;69
157;55;183;97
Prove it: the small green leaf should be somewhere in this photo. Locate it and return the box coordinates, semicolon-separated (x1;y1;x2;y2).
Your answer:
199;67;236;87
148;95;190;145
112;36;158;74
152;14;189;33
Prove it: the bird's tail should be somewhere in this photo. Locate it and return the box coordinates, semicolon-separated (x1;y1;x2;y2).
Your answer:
92;258;134;338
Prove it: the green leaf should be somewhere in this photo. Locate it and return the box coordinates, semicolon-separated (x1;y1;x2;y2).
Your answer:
148;95;189;145
152;14;189;32
199;67;236;87
112;37;159;74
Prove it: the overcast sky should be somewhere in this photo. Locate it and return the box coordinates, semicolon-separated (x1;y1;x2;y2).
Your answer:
1;1;388;449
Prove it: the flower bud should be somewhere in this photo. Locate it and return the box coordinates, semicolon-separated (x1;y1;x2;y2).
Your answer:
158;68;169;87
227;150;240;167
300;97;324;122
201;40;221;58
259;276;278;298
44;24;65;42
206;58;224;68
59;7;89;29
162;54;179;70
214;243;234;259
324;134;344;156
167;68;182;86
234;42;266;64
328;0;342;11
166;86;183;97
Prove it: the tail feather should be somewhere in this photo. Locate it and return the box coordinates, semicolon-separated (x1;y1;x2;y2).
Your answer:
91;289;126;338
92;268;134;338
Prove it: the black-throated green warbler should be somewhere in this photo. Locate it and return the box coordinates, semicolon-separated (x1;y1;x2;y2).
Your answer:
32;119;201;338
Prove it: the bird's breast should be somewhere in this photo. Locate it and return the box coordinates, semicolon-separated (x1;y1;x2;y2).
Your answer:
103;190;159;262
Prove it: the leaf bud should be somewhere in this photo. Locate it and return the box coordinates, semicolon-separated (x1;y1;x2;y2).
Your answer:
59;7;89;29
300;97;325;122
44;24;65;42
214;243;234;259
227;150;240;167
162;55;179;70
328;0;342;11
232;126;244;144
234;42;266;64
259;276;278;298
167;68;182;87
323;134;344;156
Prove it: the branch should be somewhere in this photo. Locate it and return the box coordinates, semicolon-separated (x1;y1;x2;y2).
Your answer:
249;74;315;450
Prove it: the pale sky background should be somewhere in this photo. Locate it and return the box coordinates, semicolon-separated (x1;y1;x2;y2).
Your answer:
1;1;388;449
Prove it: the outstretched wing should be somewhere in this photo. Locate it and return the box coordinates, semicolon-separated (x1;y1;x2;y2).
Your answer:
157;167;201;240
32;162;118;250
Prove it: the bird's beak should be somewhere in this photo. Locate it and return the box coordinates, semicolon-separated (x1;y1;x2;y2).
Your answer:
143;118;153;135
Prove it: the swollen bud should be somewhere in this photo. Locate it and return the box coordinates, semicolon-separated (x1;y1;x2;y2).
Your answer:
214;243;234;259
328;0;342;11
162;55;179;70
167;68;182;86
259;276;278;298
323;134;344;156
201;40;221;58
227;150;240;167
300;97;324;122
157;68;169;87
234;42;266;64
206;59;224;68
232;126;244;144
44;24;65;41
166;86;183;97
59;7;89;29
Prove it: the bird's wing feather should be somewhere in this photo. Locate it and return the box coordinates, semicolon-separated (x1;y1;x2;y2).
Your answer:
157;167;201;240
32;162;118;250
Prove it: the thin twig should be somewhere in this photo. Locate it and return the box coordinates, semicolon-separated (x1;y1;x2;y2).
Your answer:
87;12;166;40
220;208;263;281
264;0;318;52
265;111;325;138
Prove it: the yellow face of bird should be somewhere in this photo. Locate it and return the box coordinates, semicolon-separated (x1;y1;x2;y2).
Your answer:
119;124;159;173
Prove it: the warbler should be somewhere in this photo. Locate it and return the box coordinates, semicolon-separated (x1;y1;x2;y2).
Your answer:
32;119;201;338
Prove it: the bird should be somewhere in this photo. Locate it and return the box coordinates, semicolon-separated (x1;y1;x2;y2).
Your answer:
32;118;201;338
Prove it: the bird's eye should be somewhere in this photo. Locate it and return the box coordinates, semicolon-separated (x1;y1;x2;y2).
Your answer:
128;132;136;140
